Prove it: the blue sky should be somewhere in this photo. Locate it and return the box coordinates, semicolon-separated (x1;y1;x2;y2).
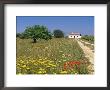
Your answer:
16;16;94;36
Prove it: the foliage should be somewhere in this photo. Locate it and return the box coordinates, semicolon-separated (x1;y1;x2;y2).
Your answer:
53;29;64;38
16;33;21;37
65;36;68;38
81;35;94;43
16;38;90;74
17;25;52;42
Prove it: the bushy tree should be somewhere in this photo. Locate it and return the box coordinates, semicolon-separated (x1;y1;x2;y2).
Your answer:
53;29;64;38
23;25;52;43
16;33;21;38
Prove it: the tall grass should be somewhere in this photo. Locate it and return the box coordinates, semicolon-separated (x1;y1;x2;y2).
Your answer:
16;38;90;74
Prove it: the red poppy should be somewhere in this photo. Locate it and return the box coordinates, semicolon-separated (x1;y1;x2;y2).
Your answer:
63;63;67;70
63;61;81;70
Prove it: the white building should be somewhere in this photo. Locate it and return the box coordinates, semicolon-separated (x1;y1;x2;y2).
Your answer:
68;32;81;38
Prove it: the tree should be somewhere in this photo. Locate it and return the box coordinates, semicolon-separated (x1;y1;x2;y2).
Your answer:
16;33;21;38
23;25;52;43
53;29;64;38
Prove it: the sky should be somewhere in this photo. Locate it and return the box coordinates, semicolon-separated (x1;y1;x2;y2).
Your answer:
16;16;94;36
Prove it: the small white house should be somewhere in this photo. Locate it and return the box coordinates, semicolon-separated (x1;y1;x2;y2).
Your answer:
68;32;81;38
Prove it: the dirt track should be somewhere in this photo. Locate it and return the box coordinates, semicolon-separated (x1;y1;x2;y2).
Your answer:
77;39;94;74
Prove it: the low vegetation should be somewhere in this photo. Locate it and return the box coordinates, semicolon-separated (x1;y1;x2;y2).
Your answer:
81;35;94;44
16;38;90;74
16;25;93;75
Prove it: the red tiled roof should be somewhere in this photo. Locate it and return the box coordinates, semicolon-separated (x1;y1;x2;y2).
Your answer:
69;32;80;35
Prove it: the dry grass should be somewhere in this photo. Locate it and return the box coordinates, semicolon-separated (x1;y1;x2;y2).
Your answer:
16;38;90;74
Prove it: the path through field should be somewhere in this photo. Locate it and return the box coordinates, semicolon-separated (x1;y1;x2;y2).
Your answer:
77;39;94;74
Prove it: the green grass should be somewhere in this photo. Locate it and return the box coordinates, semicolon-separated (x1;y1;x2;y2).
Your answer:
16;38;90;74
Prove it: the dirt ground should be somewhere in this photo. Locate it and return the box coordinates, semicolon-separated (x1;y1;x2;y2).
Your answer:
77;39;94;74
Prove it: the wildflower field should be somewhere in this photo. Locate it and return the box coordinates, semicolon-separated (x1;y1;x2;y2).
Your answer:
16;38;91;74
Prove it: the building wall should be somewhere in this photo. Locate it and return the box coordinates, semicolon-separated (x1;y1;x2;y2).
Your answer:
68;35;81;38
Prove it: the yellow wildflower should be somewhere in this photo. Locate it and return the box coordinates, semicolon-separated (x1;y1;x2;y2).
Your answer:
22;65;26;68
60;71;68;74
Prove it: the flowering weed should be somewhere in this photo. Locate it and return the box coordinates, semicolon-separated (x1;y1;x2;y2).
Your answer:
16;38;90;74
